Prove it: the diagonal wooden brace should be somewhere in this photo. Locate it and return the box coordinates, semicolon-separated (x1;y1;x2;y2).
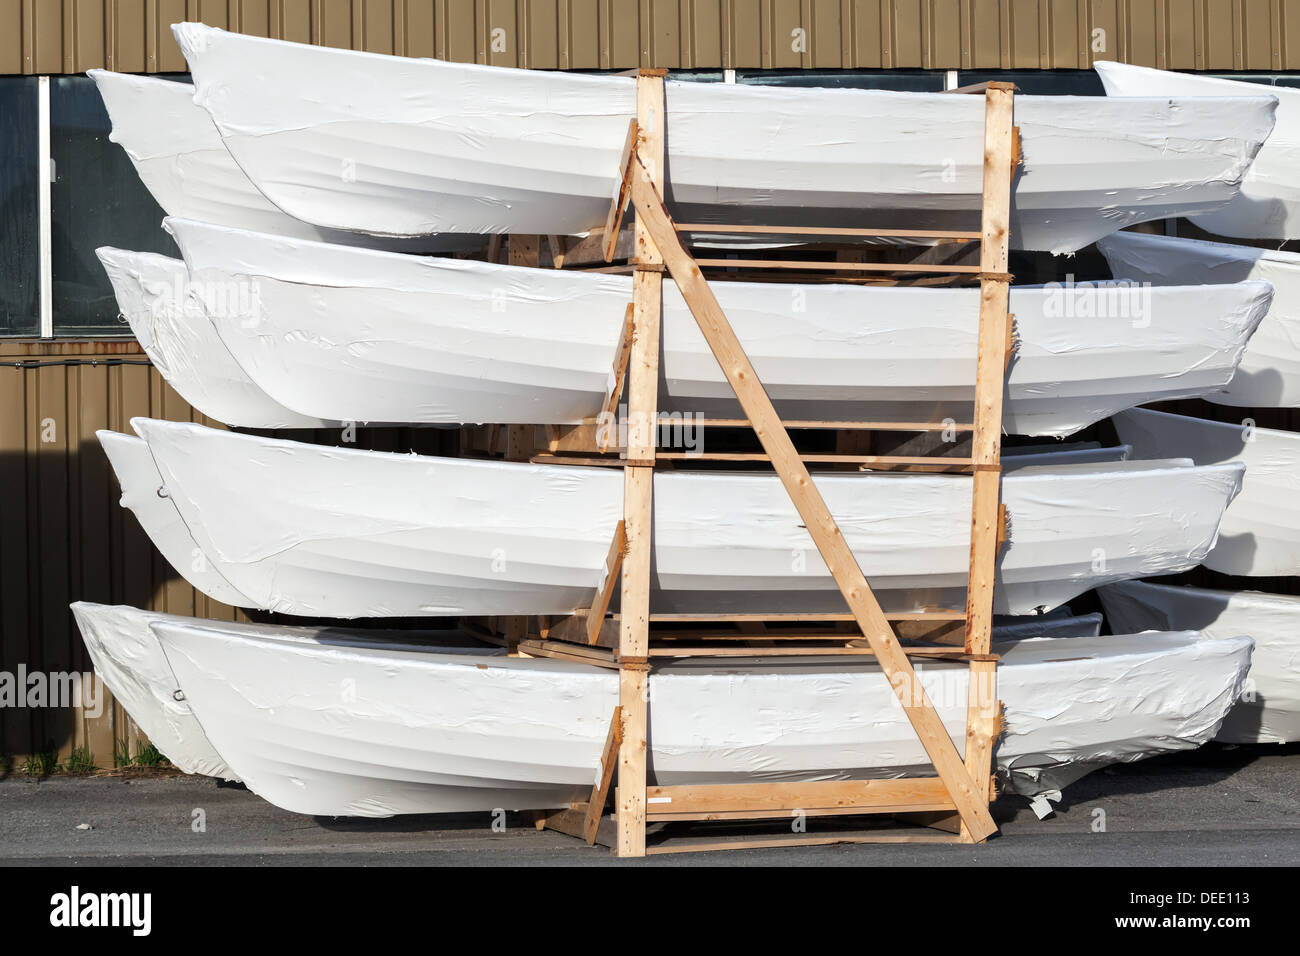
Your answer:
596;303;636;452
603;120;640;262
627;157;998;843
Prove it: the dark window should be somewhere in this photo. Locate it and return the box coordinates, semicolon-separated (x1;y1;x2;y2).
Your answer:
0;77;38;336
738;69;946;92
956;70;1105;96
50;75;177;336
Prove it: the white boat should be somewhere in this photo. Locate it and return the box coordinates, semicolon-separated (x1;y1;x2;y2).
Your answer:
170;23;1277;254
69;602;1108;785
1098;230;1300;408
97;430;254;608
1112;407;1300;577
1002;444;1130;467
1100;581;1300;744
96;247;333;428
167;217;1271;434
70;602;238;779
1096;62;1300;241
989;612;1102;640
121;417;1243;618
142;611;1251;815
88;69;476;254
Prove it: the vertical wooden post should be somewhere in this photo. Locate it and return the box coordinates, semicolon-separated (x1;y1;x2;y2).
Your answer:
615;70;666;859
961;84;1015;842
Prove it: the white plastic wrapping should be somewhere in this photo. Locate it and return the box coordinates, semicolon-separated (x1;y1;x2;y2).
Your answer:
71;602;1100;784
70;602;236;779
1113;407;1300;576
165;217;1271;434
121;418;1243;618
1100;580;1300;744
97;248;332;428
97;430;253;607
88;69;476;254
1096;61;1300;241
170;23;1276;254
1098;230;1300;409
141;613;1250;815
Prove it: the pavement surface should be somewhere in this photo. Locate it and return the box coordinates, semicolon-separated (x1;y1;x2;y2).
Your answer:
2;744;1297;865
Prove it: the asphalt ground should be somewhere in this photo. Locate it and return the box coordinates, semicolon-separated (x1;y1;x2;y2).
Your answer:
2;743;1297;866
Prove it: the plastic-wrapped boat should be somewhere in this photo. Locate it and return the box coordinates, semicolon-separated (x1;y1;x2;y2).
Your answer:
1098;230;1300;408
162;217;1271;434
70;602;239;779
1100;581;1300;744
1096;61;1300;240
170;23;1277;254
88;69;476;254
96;247;332;428
125;610;1249;815
112;418;1244;618
99;428;1129;608
97;430;254;608
1112;407;1300;577
68;602;1107;784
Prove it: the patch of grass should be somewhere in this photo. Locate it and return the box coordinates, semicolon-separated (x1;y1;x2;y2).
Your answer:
21;743;59;777
131;743;169;769
0;753;12;776
64;746;96;774
113;739;133;769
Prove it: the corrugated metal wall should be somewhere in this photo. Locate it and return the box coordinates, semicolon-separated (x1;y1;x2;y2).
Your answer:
0;340;243;768
1;0;1297;75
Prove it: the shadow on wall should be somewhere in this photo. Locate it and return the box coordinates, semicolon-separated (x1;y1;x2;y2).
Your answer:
0;408;462;771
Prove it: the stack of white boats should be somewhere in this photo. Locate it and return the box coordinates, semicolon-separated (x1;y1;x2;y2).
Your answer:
71;24;1299;824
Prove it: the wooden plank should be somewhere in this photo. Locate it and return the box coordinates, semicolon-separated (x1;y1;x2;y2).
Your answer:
516;639;618;668
646;645;992;659
596;304;635;451
644;830;963;854
963;85;1014;660
655;452;974;468
693;258;983;274
645;778;962;815
587;519;626;644
675;223;981;240
615;71;665;859
602;118;639;261
960;84;1015;844
582;705;624;843
628;156;998;844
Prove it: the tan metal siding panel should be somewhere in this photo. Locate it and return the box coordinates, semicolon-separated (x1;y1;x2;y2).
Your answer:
686;0;723;68
1203;0;1234;68
970;0;1002;66
0;0;22;73
439;0;479;61
930;0;963;68
3;0;1300;76
847;0;882;67
567;0;601;67
276;0;316;43
0;344;248;763
1167;0;1197;68
1008;0;1039;68
891;0;924;67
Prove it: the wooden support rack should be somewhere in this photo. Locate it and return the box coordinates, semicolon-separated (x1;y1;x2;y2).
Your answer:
527;72;1019;856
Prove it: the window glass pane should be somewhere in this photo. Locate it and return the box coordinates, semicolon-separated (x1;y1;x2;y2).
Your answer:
1207;73;1300;89
956;71;1105;96
0;77;38;337
738;70;946;92
51;75;179;337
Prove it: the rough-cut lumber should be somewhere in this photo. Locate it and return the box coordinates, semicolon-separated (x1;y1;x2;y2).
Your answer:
628;156;999;843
